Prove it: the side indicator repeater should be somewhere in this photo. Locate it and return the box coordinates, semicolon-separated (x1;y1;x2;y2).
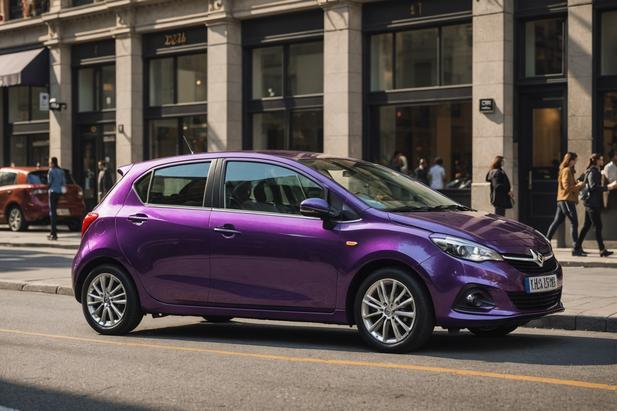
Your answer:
346;241;359;247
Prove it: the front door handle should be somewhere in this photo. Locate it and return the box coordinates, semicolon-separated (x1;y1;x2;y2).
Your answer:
128;213;148;226
214;224;241;237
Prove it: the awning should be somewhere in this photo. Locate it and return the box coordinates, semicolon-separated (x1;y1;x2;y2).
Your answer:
0;48;49;87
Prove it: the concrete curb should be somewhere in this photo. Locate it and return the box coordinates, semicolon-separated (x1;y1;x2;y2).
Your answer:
0;242;79;250
0;280;74;297
0;280;614;333
558;260;617;269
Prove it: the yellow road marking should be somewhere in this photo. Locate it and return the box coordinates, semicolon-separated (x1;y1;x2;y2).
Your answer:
0;327;615;392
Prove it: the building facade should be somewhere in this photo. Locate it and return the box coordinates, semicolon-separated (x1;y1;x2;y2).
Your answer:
0;0;616;243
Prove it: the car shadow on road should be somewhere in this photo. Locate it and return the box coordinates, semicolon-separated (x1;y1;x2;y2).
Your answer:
129;320;617;366
0;378;151;411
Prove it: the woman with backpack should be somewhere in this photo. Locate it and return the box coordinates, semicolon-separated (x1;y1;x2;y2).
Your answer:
485;155;513;216
574;153;617;257
546;152;585;256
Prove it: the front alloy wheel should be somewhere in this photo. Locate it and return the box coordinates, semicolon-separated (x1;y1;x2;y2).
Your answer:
8;207;26;232
355;268;434;353
81;265;142;335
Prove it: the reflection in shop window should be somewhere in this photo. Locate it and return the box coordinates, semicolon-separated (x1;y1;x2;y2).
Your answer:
288;42;323;96
253;112;286;150
150;119;179;159
149;58;174;106
370;33;393;91
8;87;30;123
101;65;116;110
396;28;439;88
252;47;283;98
441;24;472;85
525;18;564;77
181;116;208;154
601;11;617;76
291;110;323;151
30;86;49;120
372;101;472;189
603;92;617;159
177;54;207;103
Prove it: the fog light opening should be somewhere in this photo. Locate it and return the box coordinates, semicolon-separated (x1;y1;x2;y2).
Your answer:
455;287;496;312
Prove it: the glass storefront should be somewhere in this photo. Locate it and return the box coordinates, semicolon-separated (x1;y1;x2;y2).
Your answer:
149;53;207;106
524;18;564;77
371;101;472;186
252;110;323;151
370;23;472;91
77;65;116;112
149;116;208;159
601;11;617;76
603;92;617;158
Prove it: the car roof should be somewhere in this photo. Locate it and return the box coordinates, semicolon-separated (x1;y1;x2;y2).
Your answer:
0;166;48;173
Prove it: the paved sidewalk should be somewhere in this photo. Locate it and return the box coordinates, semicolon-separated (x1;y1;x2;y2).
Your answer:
0;225;80;249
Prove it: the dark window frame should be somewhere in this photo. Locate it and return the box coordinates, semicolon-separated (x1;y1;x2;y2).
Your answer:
595;5;617;155
75;63;117;114
6;85;50;124
145;115;208;160
517;16;567;82
244;38;324;150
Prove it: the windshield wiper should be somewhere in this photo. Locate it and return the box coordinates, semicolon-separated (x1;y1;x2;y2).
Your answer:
384;206;432;212
427;204;472;212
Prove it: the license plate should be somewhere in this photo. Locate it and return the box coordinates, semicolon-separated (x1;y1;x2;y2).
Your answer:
524;274;558;294
57;208;70;216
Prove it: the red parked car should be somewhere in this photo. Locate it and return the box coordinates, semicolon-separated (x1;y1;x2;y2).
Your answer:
0;167;86;232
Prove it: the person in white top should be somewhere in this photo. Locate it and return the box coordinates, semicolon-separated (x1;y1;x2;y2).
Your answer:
429;157;446;190
603;150;617;209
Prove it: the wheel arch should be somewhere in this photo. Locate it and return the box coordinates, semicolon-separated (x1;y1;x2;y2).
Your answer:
345;258;435;325
74;256;138;304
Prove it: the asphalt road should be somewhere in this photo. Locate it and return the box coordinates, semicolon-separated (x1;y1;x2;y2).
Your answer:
0;290;616;411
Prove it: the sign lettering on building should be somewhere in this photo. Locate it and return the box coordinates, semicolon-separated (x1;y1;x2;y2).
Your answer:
410;1;423;17
164;32;188;47
479;98;495;114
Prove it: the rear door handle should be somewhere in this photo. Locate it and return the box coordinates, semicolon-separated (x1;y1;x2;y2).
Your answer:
128;213;148;226
214;224;241;237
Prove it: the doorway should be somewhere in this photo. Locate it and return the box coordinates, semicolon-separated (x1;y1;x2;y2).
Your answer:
518;92;566;233
77;123;116;211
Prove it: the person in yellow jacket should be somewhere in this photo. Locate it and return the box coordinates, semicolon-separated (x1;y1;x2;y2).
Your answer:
546;152;586;256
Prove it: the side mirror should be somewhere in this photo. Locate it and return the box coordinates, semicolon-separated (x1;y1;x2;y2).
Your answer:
300;198;334;219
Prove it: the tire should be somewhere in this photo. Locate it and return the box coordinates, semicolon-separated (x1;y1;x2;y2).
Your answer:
81;264;143;335
354;267;434;353
67;220;82;232
202;316;234;323
468;325;518;338
7;206;27;232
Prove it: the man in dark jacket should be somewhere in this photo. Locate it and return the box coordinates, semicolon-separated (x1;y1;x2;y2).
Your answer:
97;160;114;203
575;154;617;257
486;156;513;216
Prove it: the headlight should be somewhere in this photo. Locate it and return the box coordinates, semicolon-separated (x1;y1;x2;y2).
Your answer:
430;235;503;262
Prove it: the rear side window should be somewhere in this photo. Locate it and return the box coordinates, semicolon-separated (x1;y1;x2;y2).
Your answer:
27;171;47;185
148;162;210;207
134;172;151;203
0;171;17;186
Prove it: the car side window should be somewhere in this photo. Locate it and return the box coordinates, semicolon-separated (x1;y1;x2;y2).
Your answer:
147;162;210;207
224;161;324;215
134;172;152;203
0;171;17;187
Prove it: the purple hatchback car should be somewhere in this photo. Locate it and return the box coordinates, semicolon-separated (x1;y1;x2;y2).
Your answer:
72;152;563;352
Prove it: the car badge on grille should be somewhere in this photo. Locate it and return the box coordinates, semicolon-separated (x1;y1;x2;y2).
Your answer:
529;249;544;267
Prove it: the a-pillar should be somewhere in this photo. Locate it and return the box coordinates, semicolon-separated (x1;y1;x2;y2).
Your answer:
471;0;515;217
115;32;143;165
206;20;242;151
322;0;362;158
48;44;72;171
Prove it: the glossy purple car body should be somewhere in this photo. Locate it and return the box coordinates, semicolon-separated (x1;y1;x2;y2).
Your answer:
72;152;563;352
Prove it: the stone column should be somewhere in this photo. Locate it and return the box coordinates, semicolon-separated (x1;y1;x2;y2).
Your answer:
322;0;362;158
115;33;143;165
48;44;72;171
471;0;515;217
0;0;7;22
206;20;242;151
0;89;4;164
567;1;593;247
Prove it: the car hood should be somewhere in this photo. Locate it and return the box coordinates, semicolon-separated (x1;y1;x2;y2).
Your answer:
388;210;550;256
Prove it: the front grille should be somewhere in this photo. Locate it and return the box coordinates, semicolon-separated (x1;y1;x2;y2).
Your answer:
503;256;558;274
507;289;562;311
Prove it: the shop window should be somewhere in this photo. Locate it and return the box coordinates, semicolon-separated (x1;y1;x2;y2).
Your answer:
149;116;207;159
8;0;49;20
8;86;48;123
252;110;323;152
525;18;564;77
77;65;115;112
601;11;617;76
10;134;49;167
148;53;207;106
370;23;472;91
371;101;472;189
603;92;617;159
252;47;284;98
288;42;323;96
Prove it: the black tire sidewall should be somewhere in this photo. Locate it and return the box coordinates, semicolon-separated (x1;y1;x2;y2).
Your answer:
354;268;434;353
81;264;142;335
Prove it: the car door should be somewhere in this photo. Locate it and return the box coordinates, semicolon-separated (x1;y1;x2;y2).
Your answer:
116;161;213;306
0;171;18;220
207;160;347;311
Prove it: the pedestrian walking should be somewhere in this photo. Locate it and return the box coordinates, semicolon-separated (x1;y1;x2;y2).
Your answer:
47;157;66;241
485;155;513;217
97;160;114;202
428;157;446;190
603;150;617;209
388;151;408;174
546;152;585;256
575;154;617;257
414;158;429;185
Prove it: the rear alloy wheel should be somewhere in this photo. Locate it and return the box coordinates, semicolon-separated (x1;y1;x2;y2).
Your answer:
81;265;143;335
202;316;234;323
355;268;434;353
468;325;518;338
8;206;27;232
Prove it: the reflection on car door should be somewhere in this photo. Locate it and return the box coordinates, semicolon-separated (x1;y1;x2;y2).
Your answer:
116;161;213;305
207;160;346;311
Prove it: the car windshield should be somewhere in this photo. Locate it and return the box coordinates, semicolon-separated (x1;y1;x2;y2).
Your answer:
301;158;465;212
27;169;76;185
